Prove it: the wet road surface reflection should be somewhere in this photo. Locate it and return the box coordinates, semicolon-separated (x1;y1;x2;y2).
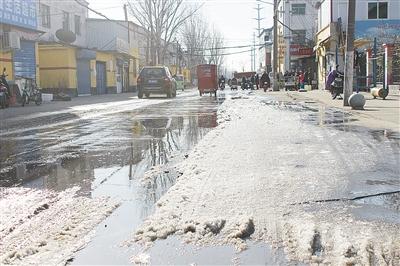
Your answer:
0;96;218;194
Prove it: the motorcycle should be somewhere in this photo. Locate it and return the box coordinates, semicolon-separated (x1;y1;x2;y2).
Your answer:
17;77;42;106
219;81;225;90
248;81;254;90
0;68;10;109
263;81;269;92
241;81;246;90
230;79;238;90
330;72;344;100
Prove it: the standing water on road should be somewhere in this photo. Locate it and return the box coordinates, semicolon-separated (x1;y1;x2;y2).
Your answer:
0;94;219;264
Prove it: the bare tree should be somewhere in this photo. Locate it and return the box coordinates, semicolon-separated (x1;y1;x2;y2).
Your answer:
207;27;225;73
127;0;201;65
181;15;209;82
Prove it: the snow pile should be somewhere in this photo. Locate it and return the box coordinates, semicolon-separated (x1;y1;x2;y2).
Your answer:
130;95;400;264
130;252;150;265
0;187;118;265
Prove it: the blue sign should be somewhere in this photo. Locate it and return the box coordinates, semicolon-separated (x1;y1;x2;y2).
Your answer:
0;0;37;30
356;20;400;45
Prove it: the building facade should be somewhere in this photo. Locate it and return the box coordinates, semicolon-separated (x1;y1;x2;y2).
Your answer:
277;0;318;73
258;27;273;73
315;0;400;90
86;19;141;94
36;0;93;96
0;0;40;85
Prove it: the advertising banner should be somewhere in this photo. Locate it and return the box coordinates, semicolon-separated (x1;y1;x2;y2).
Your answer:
0;0;37;30
355;20;400;45
290;44;313;56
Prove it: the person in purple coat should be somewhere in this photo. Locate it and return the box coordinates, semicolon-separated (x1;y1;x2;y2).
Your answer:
326;65;341;91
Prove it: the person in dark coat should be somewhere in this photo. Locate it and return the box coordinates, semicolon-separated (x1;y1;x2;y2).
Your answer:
260;71;270;89
255;74;260;90
241;76;246;89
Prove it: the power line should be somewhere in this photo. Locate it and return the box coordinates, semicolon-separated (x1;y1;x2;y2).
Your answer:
189;48;255;57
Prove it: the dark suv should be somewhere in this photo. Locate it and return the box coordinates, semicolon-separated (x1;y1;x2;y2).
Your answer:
137;66;177;98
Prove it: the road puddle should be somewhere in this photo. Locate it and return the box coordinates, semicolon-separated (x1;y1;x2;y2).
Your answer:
263;99;400;143
132;236;302;265
0;98;218;192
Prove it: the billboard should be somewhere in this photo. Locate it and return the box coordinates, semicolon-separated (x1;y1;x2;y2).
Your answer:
0;0;37;30
290;44;313;57
355;20;400;45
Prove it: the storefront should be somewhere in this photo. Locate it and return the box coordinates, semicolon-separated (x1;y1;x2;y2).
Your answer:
0;0;40;84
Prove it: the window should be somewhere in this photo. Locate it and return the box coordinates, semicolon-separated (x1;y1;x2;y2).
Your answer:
40;4;50;28
368;2;388;19
62;11;70;31
292;30;306;44
378;2;388;18
74;15;81;35
291;3;306;15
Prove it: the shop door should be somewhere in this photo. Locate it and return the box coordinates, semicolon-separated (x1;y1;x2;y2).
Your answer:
13;41;36;79
77;59;91;95
96;62;106;94
123;66;129;92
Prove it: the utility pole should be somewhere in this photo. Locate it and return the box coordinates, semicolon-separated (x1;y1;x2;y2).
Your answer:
253;4;264;73
253;32;256;71
343;0;356;106
123;4;130;45
254;4;264;37
251;38;253;71
273;0;278;90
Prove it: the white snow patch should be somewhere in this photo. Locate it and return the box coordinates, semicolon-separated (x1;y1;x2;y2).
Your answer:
0;187;118;265
129;94;400;264
130;252;150;265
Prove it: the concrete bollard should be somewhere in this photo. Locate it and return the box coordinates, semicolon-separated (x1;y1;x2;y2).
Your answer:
348;93;366;110
371;87;388;99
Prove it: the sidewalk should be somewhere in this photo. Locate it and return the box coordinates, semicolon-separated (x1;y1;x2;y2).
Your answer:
265;89;400;132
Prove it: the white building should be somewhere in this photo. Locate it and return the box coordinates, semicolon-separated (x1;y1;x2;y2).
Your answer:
37;0;88;47
258;27;273;73
277;0;319;73
315;0;400;90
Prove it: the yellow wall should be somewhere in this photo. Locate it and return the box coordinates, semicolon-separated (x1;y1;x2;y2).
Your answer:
129;47;139;87
93;51;115;88
129;58;138;87
39;45;77;89
169;65;178;75
90;60;96;88
0;50;13;79
183;68;190;83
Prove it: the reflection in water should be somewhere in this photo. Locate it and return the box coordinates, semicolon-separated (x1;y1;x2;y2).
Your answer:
0;99;218;199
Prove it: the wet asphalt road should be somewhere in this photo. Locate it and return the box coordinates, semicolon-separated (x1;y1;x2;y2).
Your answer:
1;89;399;265
0;90;218;190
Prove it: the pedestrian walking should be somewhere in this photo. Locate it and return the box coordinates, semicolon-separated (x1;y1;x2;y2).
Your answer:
299;71;305;90
255;73;260;90
260;71;270;91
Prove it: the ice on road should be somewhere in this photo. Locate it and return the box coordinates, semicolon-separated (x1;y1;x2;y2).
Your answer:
132;93;400;265
0;187;118;265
